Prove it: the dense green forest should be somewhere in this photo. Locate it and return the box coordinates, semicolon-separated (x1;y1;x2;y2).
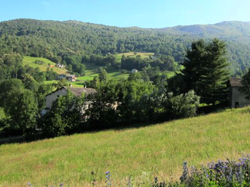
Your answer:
0;19;250;75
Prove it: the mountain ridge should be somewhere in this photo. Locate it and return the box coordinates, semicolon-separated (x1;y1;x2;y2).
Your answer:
0;19;250;75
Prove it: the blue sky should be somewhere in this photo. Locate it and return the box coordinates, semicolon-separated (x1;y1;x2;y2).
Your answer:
0;0;249;28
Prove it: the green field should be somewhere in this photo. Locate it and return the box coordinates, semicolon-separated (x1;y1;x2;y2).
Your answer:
1;107;250;186
44;80;87;88
77;63;129;81
115;52;154;62
23;56;129;87
23;56;68;75
44;66;129;88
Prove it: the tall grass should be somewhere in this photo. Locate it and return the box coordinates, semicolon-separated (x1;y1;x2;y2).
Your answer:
1;107;250;186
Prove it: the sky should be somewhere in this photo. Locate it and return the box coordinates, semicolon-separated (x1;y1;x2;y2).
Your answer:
0;0;249;28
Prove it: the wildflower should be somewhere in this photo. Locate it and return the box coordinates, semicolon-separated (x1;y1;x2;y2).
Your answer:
105;171;111;187
180;161;188;183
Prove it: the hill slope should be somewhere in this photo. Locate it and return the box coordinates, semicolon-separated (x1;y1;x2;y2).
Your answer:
1;19;250;74
1;107;250;186
23;56;68;75
162;21;250;42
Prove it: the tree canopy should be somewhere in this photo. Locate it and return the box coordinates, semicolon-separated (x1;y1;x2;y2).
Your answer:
179;39;230;105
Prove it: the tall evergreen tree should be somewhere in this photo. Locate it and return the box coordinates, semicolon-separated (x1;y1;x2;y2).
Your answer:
180;39;229;105
201;39;230;104
180;39;206;96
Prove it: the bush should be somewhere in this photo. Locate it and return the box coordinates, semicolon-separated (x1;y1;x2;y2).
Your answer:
180;156;250;187
164;90;200;120
0;107;5;120
34;60;45;65
38;93;85;138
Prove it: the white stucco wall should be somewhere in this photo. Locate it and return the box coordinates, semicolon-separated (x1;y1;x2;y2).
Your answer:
45;88;68;109
230;87;250;108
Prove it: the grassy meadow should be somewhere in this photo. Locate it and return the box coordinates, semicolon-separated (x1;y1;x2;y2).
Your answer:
23;56;68;75
115;52;154;62
44;63;130;88
1;107;250;186
77;63;129;81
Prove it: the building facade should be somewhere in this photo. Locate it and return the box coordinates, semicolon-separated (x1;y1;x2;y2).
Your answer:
45;86;96;110
229;77;250;108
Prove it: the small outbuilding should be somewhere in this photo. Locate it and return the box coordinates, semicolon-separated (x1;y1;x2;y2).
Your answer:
229;77;250;108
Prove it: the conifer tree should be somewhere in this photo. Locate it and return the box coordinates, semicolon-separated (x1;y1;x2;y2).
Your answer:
180;39;229;105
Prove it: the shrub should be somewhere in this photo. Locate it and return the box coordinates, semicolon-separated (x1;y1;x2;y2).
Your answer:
180;156;250;187
164;90;200;120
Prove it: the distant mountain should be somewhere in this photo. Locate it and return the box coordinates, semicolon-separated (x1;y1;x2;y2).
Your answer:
0;19;250;75
160;21;250;44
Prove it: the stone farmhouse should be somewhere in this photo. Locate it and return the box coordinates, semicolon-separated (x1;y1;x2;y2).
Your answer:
229;77;250;108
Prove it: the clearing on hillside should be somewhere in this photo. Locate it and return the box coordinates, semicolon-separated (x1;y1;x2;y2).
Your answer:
115;52;154;62
23;56;68;75
1;107;250;186
77;62;129;81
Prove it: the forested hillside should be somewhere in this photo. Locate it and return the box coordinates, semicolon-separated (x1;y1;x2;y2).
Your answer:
0;19;250;74
162;21;250;44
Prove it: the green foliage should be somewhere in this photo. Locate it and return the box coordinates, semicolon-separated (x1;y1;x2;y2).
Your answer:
0;107;5;120
0;79;24;115
85;80;119;129
36;83;54;110
86;78;199;127
180;39;230;105
98;67;108;82
0;19;249;75
39;93;85;137
8;90;38;137
164;90;200;119
239;69;250;100
0;53;23;79
34;60;45;65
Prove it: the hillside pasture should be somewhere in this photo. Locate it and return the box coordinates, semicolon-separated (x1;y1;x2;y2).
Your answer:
116;52;154;62
1;107;250;186
23;56;68;75
78;62;129;81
